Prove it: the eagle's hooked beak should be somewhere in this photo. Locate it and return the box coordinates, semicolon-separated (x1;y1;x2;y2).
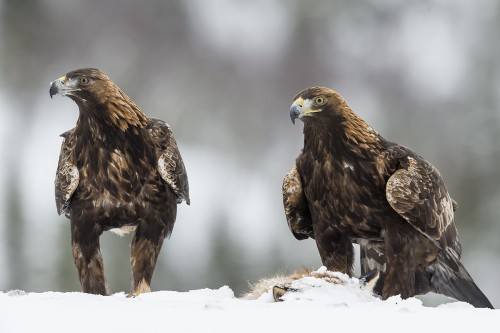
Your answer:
50;75;79;99
49;76;65;99
290;98;304;125
290;97;323;124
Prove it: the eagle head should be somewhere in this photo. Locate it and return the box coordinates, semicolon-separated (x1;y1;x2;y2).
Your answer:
289;86;346;124
50;68;148;131
49;68;112;105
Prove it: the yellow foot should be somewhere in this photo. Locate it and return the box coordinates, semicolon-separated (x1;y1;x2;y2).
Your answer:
127;279;151;298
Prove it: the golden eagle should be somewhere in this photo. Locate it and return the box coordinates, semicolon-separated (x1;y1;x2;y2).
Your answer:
283;86;493;308
50;68;189;295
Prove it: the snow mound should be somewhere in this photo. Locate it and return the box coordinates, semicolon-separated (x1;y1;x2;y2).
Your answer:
1;268;497;333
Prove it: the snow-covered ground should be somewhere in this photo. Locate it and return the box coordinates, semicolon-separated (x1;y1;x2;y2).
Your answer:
2;267;498;333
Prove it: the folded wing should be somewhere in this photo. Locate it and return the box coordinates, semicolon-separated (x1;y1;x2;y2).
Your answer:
148;118;190;205
282;165;314;240
55;129;79;217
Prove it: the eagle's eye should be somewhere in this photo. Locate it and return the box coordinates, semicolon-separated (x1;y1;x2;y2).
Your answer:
79;77;90;85
314;96;326;106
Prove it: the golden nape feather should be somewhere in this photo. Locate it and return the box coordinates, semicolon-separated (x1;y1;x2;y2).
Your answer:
104;87;149;131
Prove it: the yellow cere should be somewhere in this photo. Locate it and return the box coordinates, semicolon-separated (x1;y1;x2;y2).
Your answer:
294;97;304;108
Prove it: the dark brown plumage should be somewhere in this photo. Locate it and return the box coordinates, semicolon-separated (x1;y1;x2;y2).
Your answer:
284;86;493;308
50;68;189;295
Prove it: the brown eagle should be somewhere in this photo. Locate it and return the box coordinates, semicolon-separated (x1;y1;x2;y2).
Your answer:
50;68;189;296
283;86;493;308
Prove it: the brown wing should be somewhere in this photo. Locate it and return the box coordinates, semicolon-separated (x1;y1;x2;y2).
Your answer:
55;129;79;217
147;118;190;205
383;146;455;246
282;165;314;240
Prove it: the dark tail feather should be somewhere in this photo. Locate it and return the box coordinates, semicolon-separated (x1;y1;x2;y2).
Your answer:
429;249;493;309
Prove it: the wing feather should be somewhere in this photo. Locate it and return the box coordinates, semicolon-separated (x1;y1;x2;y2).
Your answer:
55;129;79;217
148;118;190;205
282;165;314;240
383;147;454;245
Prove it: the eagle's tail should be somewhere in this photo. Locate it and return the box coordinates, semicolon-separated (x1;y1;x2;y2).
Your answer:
429;249;493;309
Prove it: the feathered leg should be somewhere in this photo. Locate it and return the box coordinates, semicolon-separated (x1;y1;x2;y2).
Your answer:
71;221;106;295
314;223;354;276
130;221;166;296
382;226;416;299
359;239;436;298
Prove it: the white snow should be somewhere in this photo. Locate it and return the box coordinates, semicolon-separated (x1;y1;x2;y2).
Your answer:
1;267;498;333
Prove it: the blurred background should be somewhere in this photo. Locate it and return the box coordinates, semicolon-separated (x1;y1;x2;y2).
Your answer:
0;0;499;307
